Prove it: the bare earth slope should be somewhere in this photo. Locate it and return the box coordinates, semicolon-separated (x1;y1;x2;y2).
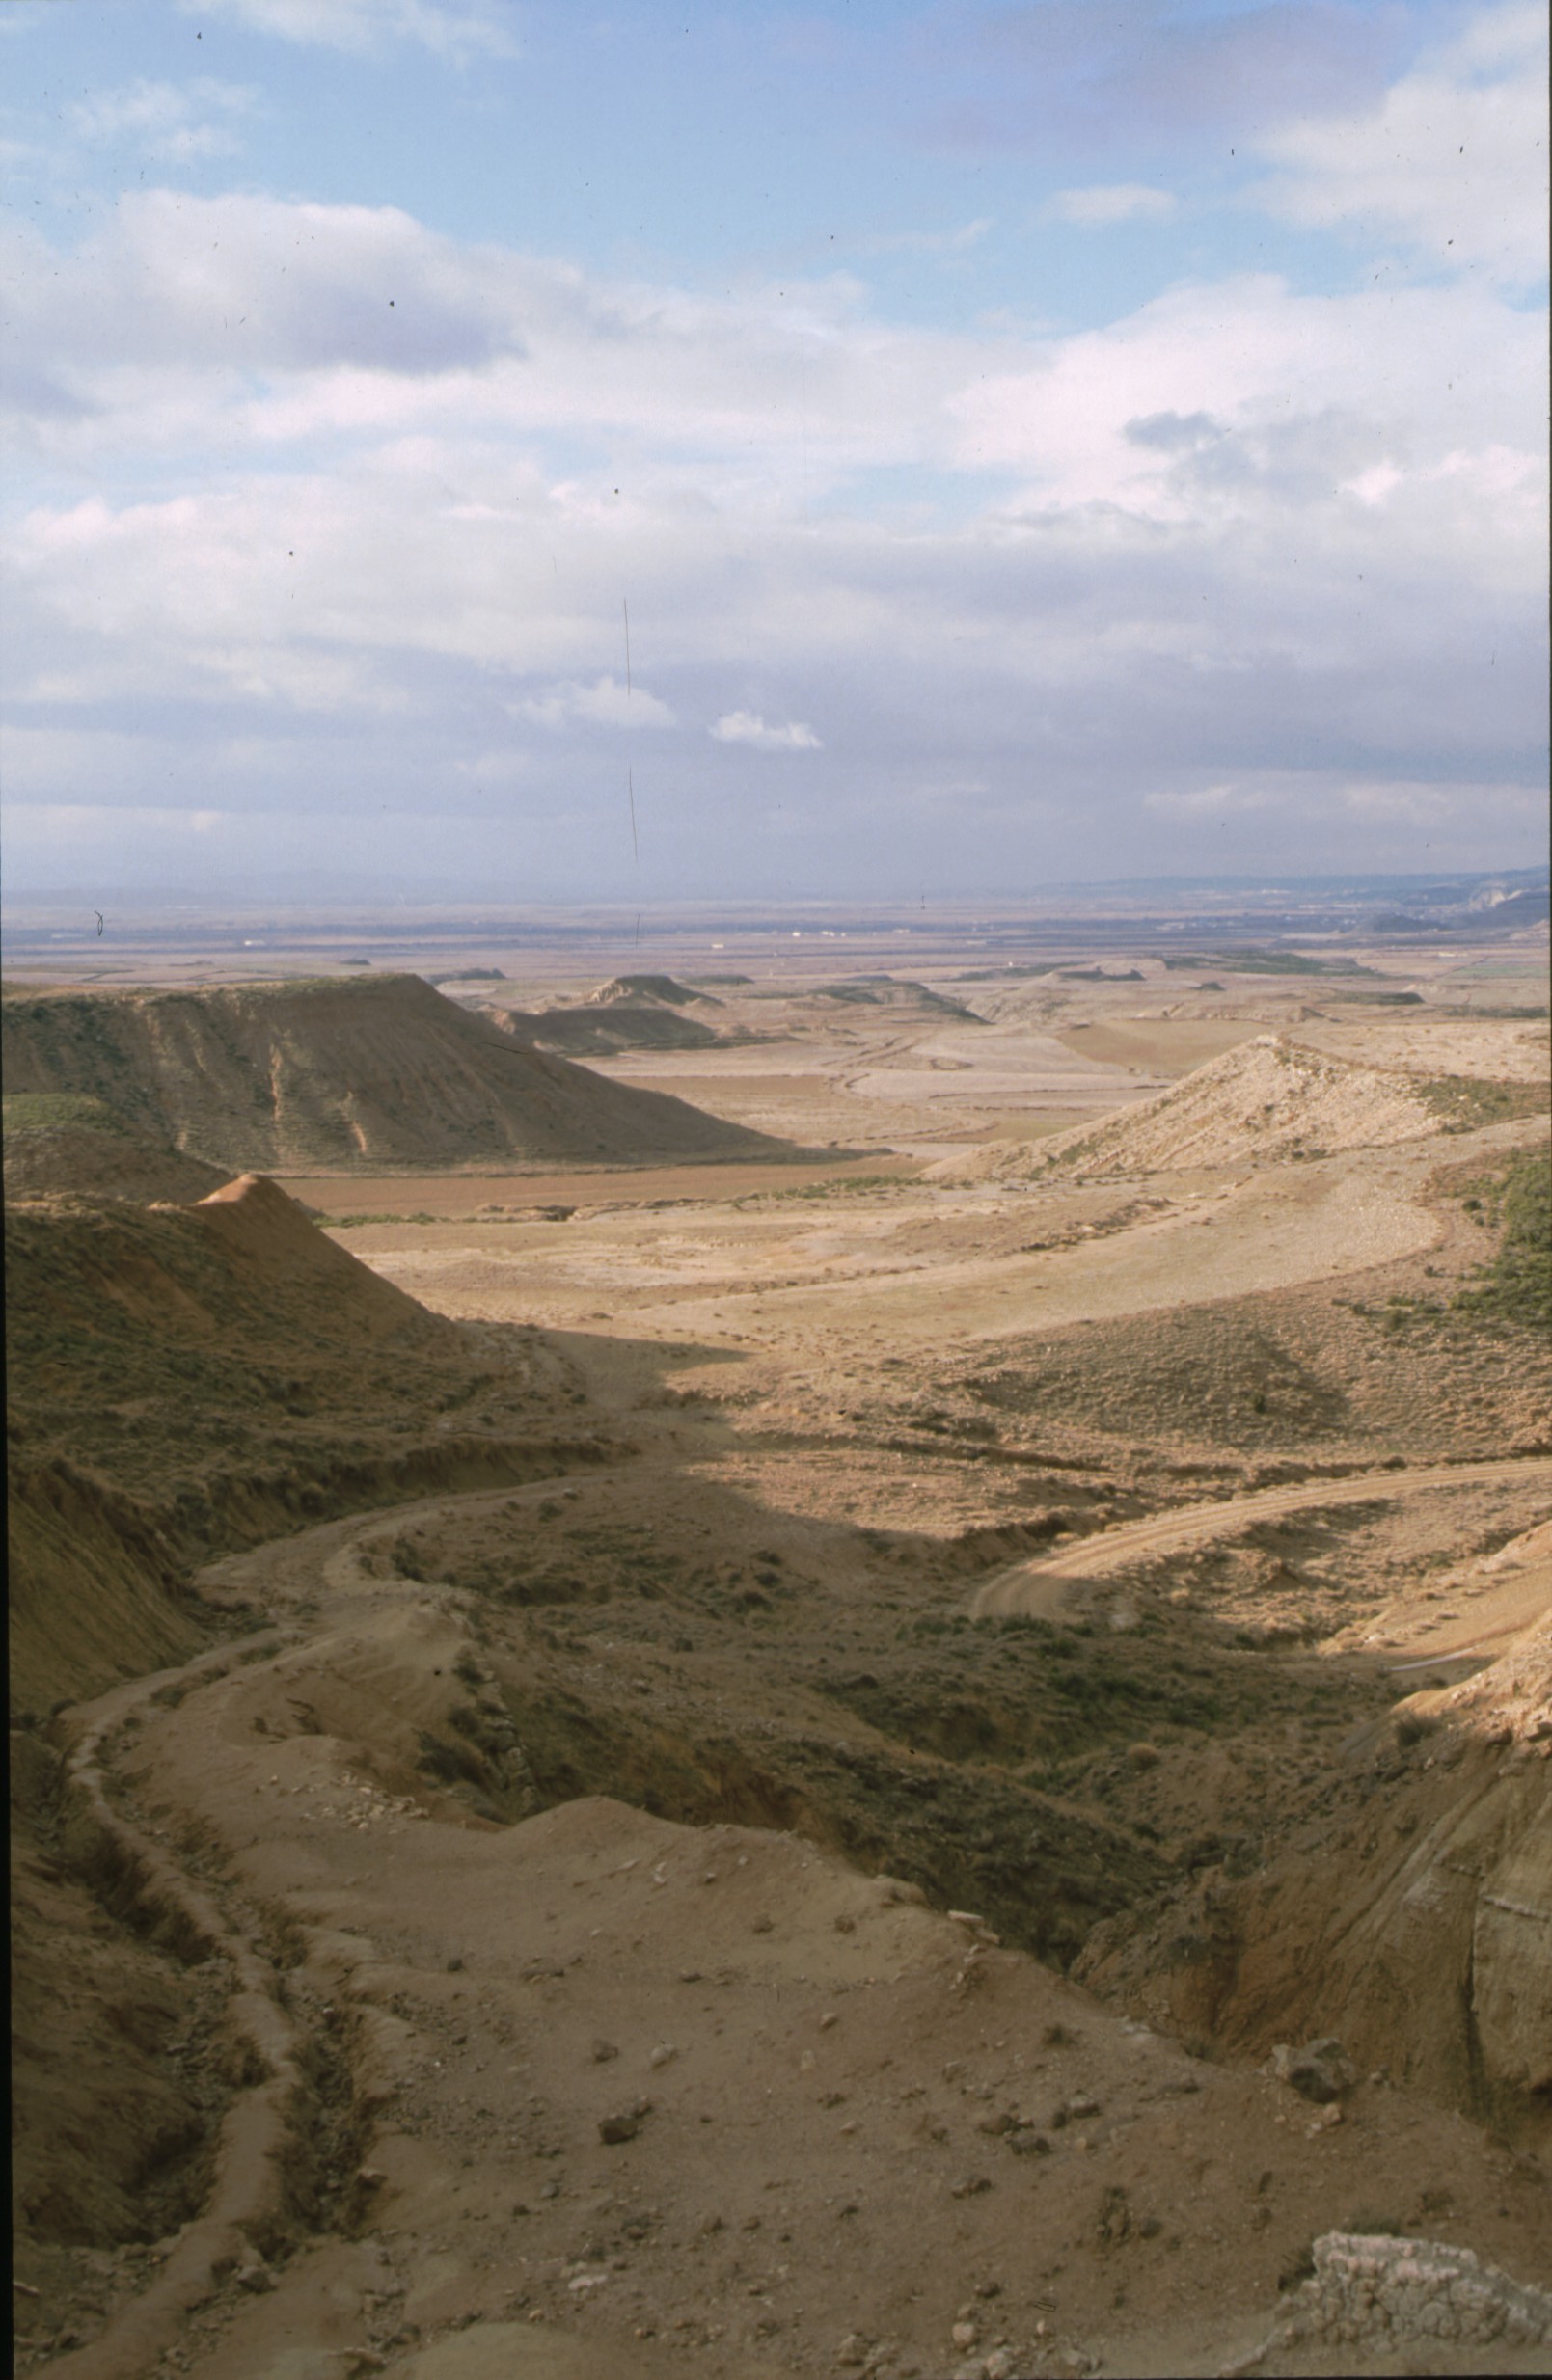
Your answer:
1076;1572;1552;2142
0;976;784;1170
978;1034;1543;1178
5;1175;607;1713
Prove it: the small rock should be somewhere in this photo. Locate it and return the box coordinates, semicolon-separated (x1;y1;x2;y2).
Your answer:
591;2039;620;2063
950;2174;993;2199
235;2260;275;2294
599;2099;652;2144
751;1915;775;1934
1009;2127;1051;2157
1280;2038;1356;2104
984;2353;1016;2380
648;2043;678;2069
1065;2092;1101;2120
952;2319;979;2348
836;2335;870;2368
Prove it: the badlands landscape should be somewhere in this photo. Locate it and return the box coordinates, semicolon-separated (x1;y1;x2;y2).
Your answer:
7;888;1552;2380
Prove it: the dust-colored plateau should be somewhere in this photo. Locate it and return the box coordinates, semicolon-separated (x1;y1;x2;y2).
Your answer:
7;911;1551;2380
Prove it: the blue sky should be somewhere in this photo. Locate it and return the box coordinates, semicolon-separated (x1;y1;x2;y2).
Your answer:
2;1;1546;901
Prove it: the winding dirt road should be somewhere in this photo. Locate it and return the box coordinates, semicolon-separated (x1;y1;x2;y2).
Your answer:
971;1453;1552;1620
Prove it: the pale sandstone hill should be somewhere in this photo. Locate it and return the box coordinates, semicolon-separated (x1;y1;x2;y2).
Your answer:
580;973;718;1008
2;1095;227;1204
998;1034;1445;1176
0;974;782;1170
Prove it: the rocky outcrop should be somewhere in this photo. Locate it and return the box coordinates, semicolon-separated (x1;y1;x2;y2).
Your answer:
1270;2233;1552;2360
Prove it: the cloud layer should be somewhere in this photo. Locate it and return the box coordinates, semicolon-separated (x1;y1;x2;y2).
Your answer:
2;3;1546;897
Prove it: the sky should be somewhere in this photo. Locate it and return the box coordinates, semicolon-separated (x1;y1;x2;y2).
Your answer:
1;0;1546;904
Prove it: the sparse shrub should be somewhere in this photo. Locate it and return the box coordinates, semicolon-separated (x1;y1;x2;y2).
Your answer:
1393;1709;1438;1749
1453;1149;1550;1331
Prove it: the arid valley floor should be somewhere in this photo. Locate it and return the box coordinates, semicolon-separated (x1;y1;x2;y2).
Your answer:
7;894;1552;2380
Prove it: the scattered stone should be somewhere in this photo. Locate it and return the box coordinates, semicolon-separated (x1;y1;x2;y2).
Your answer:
591;2039;620;2063
648;2042;678;2069
1065;2092;1101;2120
1009;2127;1051;2157
235;2259;274;2294
599;2099;652;2144
1098;2183;1131;2246
950;2175;993;2199
951;2318;979;2348
836;2335;870;2367
1273;2038;1356;2104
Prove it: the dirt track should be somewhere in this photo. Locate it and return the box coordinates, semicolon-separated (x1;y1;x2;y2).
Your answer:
39;1443;1552;2380
972;1456;1552;1622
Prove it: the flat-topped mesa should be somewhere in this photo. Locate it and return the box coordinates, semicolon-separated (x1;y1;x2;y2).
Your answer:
481;996;722;1056
0;972;787;1171
579;972;717;1008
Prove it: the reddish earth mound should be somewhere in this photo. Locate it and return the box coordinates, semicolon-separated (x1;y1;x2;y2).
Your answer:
0;973;785;1171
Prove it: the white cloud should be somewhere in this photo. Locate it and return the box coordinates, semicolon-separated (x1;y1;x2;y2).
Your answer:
1253;2;1549;285
710;712;822;752
178;0;517;62
1043;184;1176;228
1;168;1542;891
515;676;675;732
67;78;256;163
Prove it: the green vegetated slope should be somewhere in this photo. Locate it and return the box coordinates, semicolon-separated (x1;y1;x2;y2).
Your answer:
5;1176;609;1713
0;973;785;1170
1457;1149;1552;1332
3;1092;228;1203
